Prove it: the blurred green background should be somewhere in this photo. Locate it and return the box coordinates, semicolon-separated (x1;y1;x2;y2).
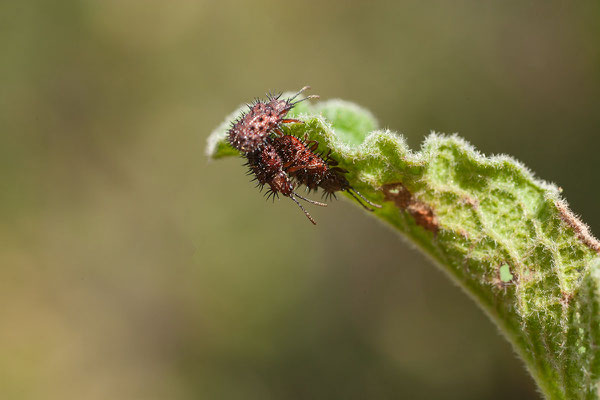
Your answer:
1;1;599;399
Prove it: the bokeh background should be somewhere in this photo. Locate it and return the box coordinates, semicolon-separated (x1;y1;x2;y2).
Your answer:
2;1;599;399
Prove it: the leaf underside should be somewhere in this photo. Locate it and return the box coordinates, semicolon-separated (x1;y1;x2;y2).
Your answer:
206;96;600;399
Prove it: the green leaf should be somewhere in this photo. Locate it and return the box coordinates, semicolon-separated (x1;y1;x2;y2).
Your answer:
206;96;600;399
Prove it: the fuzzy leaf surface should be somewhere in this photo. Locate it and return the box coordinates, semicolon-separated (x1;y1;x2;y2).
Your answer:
206;97;600;399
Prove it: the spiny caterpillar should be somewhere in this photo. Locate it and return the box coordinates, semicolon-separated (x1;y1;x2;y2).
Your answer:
227;86;381;224
272;134;380;210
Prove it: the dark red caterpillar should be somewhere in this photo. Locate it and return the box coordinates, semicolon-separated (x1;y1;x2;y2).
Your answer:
272;134;381;211
227;87;380;224
244;137;326;225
